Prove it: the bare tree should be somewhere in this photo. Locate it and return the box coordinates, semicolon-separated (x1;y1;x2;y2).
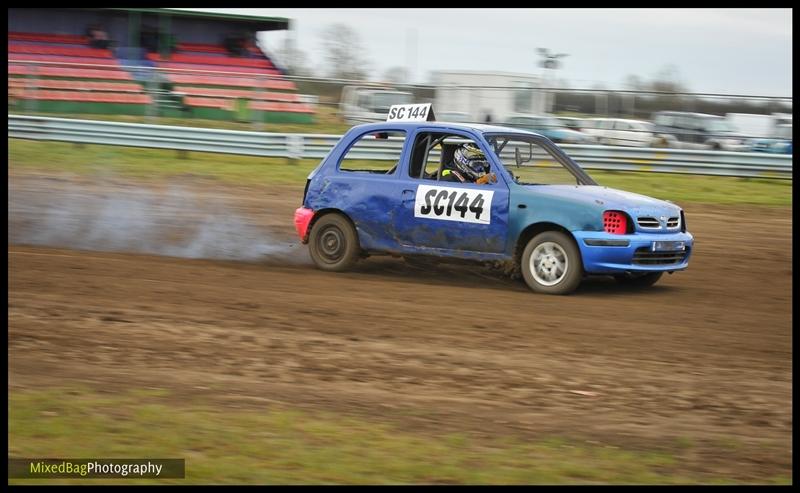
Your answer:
623;74;644;91
320;23;371;81
383;66;410;84
649;64;688;93
274;37;314;77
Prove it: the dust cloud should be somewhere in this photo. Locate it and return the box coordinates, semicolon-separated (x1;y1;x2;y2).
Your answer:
9;177;307;263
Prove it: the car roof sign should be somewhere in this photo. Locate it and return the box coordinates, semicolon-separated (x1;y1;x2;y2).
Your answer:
386;103;436;122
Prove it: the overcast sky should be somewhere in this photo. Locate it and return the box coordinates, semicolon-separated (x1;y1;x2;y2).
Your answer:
175;8;792;97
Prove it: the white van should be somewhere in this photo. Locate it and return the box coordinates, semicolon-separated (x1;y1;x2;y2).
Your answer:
582;118;656;147
339;85;414;125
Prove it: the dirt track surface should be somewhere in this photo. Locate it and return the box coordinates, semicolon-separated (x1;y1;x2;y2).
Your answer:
8;173;793;480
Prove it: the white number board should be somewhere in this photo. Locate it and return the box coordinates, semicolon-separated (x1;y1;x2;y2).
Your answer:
386;103;435;122
413;184;494;225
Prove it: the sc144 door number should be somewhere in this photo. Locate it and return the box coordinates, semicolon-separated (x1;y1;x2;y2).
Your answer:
413;185;494;225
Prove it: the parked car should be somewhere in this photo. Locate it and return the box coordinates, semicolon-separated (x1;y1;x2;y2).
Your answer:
436;111;472;123
556;116;584;131
340;85;414;125
581;118;657;147
504;115;597;144
652;111;748;151
294;105;693;295
750;124;793;154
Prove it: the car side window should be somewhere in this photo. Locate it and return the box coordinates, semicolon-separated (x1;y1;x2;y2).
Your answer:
496;140;580;186
408;132;491;183
655;114;673;126
339;130;407;174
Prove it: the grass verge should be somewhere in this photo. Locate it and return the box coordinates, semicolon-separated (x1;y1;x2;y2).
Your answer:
8;139;792;207
10;386;782;485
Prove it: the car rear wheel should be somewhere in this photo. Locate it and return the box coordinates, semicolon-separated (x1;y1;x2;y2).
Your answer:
521;231;583;295
654;136;671;148
613;271;663;288
308;213;360;272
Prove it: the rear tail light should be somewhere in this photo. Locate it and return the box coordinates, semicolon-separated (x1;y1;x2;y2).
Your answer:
603;210;629;235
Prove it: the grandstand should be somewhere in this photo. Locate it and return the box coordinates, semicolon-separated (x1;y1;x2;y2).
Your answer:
8;8;314;123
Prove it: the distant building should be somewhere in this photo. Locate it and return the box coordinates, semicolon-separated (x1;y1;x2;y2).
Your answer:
430;70;546;123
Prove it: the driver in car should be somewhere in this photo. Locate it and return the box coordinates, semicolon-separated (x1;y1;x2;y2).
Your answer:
440;143;497;184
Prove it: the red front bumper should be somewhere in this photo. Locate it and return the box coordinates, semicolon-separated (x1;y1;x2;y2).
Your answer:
294;207;314;243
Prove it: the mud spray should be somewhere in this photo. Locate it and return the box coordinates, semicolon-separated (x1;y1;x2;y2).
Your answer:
9;178;309;264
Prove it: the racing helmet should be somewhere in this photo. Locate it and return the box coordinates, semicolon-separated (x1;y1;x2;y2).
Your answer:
452;143;490;181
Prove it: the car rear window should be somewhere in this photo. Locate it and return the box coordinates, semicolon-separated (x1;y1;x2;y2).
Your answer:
338;130;407;175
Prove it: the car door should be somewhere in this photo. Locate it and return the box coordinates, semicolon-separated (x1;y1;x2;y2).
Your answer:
323;128;410;252
613;121;630;146
393;129;510;254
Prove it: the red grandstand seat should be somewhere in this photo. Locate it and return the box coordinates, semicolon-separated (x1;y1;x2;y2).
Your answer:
248;101;280;112
172;86;301;102
251;101;312;113
176;42;263;56
21;90;152;104
265;92;300;102
166;74;296;91
8;64;133;81
8;53;119;66
8;44;113;58
148;53;272;69
183;96;234;110
8;32;87;44
154;61;279;75
7;78;143;92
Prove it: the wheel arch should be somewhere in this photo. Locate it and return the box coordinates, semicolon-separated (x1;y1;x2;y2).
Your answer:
307;208;357;239
514;222;583;268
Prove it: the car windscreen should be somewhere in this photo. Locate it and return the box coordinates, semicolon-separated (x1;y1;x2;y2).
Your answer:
484;133;596;186
370;92;413;112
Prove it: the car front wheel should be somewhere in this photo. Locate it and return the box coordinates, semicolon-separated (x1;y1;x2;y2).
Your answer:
521;231;583;295
308;213;360;272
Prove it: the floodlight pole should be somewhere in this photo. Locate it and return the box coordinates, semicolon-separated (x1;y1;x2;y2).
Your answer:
537;48;567;114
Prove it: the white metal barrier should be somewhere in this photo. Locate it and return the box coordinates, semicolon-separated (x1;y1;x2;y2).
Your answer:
8;114;792;179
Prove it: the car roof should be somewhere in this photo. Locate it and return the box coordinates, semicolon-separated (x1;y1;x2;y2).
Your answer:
656;111;721;119
613;118;652;124
348;120;546;138
506;114;552;119
586;117;648;123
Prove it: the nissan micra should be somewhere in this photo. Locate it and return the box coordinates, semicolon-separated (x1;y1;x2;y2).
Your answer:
294;105;693;295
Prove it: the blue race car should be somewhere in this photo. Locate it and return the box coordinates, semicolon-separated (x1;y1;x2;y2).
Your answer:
504;114;596;144
294;105;693;295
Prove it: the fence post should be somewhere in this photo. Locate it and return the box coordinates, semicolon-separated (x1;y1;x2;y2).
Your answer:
286;134;302;165
145;67;156;124
25;62;39;114
253;74;264;132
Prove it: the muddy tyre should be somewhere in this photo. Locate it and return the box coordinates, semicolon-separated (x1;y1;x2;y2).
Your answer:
521;231;583;295
308;213;360;272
